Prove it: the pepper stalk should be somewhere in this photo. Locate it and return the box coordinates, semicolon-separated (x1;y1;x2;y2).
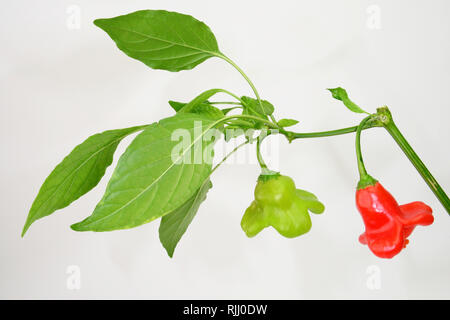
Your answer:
355;116;378;189
376;107;450;214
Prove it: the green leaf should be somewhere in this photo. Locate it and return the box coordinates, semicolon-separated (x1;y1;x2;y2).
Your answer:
22;125;147;236
327;87;368;114
159;180;212;257
94;10;221;72
277;118;299;128
221;107;241;115
169;100;224;120
71;113;219;232
191;103;224;120
179;89;225;114
168;100;185;112
241;96;274;118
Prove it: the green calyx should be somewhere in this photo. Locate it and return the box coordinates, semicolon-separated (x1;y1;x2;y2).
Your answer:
357;174;378;190
241;175;325;238
257;171;281;182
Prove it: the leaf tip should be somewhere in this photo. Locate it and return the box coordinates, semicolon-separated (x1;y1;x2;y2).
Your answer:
160;240;176;258
70;222;84;232
21;217;32;237
162;245;175;258
93;18;107;29
327;87;346;100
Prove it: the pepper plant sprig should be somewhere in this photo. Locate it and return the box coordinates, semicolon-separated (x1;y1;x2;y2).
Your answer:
23;10;449;259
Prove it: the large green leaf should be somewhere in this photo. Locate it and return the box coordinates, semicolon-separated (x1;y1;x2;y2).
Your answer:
71;113;219;232
94;10;221;72
159;179;212;257
22;125;147;236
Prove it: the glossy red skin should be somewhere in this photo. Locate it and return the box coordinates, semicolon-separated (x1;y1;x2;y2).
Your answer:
356;182;433;259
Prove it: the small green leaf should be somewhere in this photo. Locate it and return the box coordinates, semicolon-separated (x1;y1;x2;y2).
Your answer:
94;10;221;72
179;89;224;114
168;100;185;112
22;125;147;236
169;100;224;120
221;107;240;115
71;113;218;232
261;101;275;116
241;96;274;118
277;118;299;128
159;180;212;257
327;87;368;114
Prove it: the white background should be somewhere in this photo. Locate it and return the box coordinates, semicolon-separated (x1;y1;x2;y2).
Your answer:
1;0;449;299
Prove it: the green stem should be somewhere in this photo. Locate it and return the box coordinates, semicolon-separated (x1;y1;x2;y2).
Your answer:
208;101;242;105
354;116;369;174
355;117;378;189
256;134;268;170
180;88;245;114
219;53;277;123
211;141;249;174
196;141;249;201
219;54;261;101
222;114;278;129
287;123;376;141
218;89;246;105
377;107;450;214
255;132;277;175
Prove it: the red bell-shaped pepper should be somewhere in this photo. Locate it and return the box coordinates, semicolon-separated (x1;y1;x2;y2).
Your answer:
356;181;434;258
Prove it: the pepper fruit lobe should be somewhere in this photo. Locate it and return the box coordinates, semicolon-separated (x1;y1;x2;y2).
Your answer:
241;174;324;238
356;182;433;259
254;175;296;208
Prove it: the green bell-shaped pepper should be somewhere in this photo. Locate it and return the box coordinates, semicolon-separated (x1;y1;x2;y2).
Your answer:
241;174;325;238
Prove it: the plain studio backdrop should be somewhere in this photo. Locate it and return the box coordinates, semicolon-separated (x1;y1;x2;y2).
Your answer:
1;0;449;299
